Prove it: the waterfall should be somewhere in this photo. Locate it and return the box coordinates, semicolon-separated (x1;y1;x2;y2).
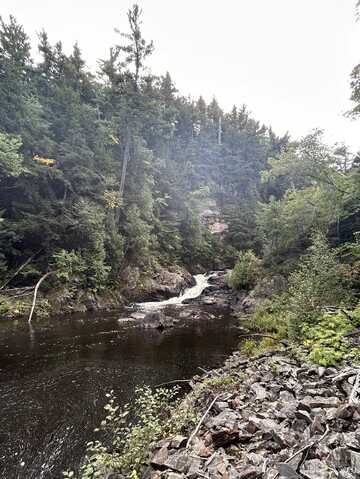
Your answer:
137;273;214;310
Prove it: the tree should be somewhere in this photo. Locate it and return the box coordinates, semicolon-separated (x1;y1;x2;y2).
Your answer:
287;232;349;335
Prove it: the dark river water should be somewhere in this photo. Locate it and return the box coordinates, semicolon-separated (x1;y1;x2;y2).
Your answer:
0;305;239;478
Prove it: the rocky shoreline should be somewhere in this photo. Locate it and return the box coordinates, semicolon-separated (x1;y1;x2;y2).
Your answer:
143;350;360;479
0;265;196;320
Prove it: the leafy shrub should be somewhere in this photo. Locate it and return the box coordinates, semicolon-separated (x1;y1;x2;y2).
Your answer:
287;231;349;337
240;337;280;357
0;295;11;316
243;298;289;338
302;312;353;366
65;386;199;478
227;250;262;290
203;373;237;389
52;250;86;283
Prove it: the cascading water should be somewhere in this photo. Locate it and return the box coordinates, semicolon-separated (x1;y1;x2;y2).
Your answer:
137;273;215;310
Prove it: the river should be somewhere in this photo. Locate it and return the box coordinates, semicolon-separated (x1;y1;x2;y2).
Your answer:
0;274;239;478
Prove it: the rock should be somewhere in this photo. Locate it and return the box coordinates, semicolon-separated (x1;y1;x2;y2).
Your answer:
148;471;161;479
246;420;259;434
327;447;350;469
301;396;340;409
300;458;332;478
247;453;264;467
236;467;259;478
279;390;296;402
214;401;230;413
238;432;254;443
143;266;195;301
206;455;229;478
326;432;343;448
131;312;146;321
276;401;299;420
251;383;268;400
143;312;168;330
207;411;240;430
350;450;360;473
151;445;169;468
310;415;325;435
117;317;135;324
170;436;187;449
164;473;184;479
164;450;192;473
211;429;239;448
278;463;301;479
241;294;257;313
149;473;162;479
295;409;312;424
144;355;360;479
192;437;212;457
335;404;355;420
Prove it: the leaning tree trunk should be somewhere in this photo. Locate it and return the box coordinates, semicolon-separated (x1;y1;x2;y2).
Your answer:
28;271;54;323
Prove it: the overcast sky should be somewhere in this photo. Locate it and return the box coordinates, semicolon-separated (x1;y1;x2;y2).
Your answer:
2;0;360;151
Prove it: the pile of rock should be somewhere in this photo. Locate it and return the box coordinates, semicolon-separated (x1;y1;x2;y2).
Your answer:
144;351;360;479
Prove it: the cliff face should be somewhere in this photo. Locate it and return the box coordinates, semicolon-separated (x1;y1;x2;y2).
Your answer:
200;207;228;235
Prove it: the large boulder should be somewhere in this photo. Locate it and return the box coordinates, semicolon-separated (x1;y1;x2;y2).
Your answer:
142;266;195;301
142;312;175;330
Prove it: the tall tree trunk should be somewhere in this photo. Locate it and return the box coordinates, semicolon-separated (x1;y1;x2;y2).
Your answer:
119;129;131;200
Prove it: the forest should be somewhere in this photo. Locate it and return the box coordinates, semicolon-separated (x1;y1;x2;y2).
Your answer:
0;6;358;299
0;2;359;357
1;3;360;479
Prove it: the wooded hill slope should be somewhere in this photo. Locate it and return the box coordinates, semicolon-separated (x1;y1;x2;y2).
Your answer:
0;5;359;300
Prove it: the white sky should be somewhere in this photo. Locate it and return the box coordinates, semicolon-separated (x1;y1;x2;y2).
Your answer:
2;0;360;151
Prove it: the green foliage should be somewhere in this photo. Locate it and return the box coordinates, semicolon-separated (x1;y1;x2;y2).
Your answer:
302;312;353;366
227;250;262;290
258;131;356;270
287;231;349;336
0;132;24;177
52;249;86;283
202;373;238;389
0;294;51;319
66;386;199;478
240;337;280;357
243;298;289;338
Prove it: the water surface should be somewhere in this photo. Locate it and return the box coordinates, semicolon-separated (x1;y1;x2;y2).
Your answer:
0;303;239;478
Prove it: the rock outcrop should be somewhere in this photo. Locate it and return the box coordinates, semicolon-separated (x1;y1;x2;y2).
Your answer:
144;351;360;479
139;266;196;301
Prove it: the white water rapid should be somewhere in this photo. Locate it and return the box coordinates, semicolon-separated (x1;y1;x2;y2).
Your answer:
137;273;214;311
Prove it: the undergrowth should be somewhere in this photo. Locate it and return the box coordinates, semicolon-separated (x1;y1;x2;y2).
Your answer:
64;386;200;479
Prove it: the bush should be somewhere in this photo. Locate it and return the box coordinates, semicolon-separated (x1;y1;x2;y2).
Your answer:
287;231;349;337
243;298;289;338
240;337;280;357
302;312;353;366
65;386;199;478
227;250;262;290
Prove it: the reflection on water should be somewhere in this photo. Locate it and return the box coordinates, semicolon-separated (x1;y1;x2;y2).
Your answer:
0;308;239;479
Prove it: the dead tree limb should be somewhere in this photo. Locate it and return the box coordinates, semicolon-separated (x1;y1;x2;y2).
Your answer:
28;272;54;323
155;379;192;388
273;426;329;479
0;250;41;290
186;394;221;448
350;372;360;405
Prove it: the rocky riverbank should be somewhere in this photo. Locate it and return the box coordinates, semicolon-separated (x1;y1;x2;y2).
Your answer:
143;350;360;479
0;265;195;320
